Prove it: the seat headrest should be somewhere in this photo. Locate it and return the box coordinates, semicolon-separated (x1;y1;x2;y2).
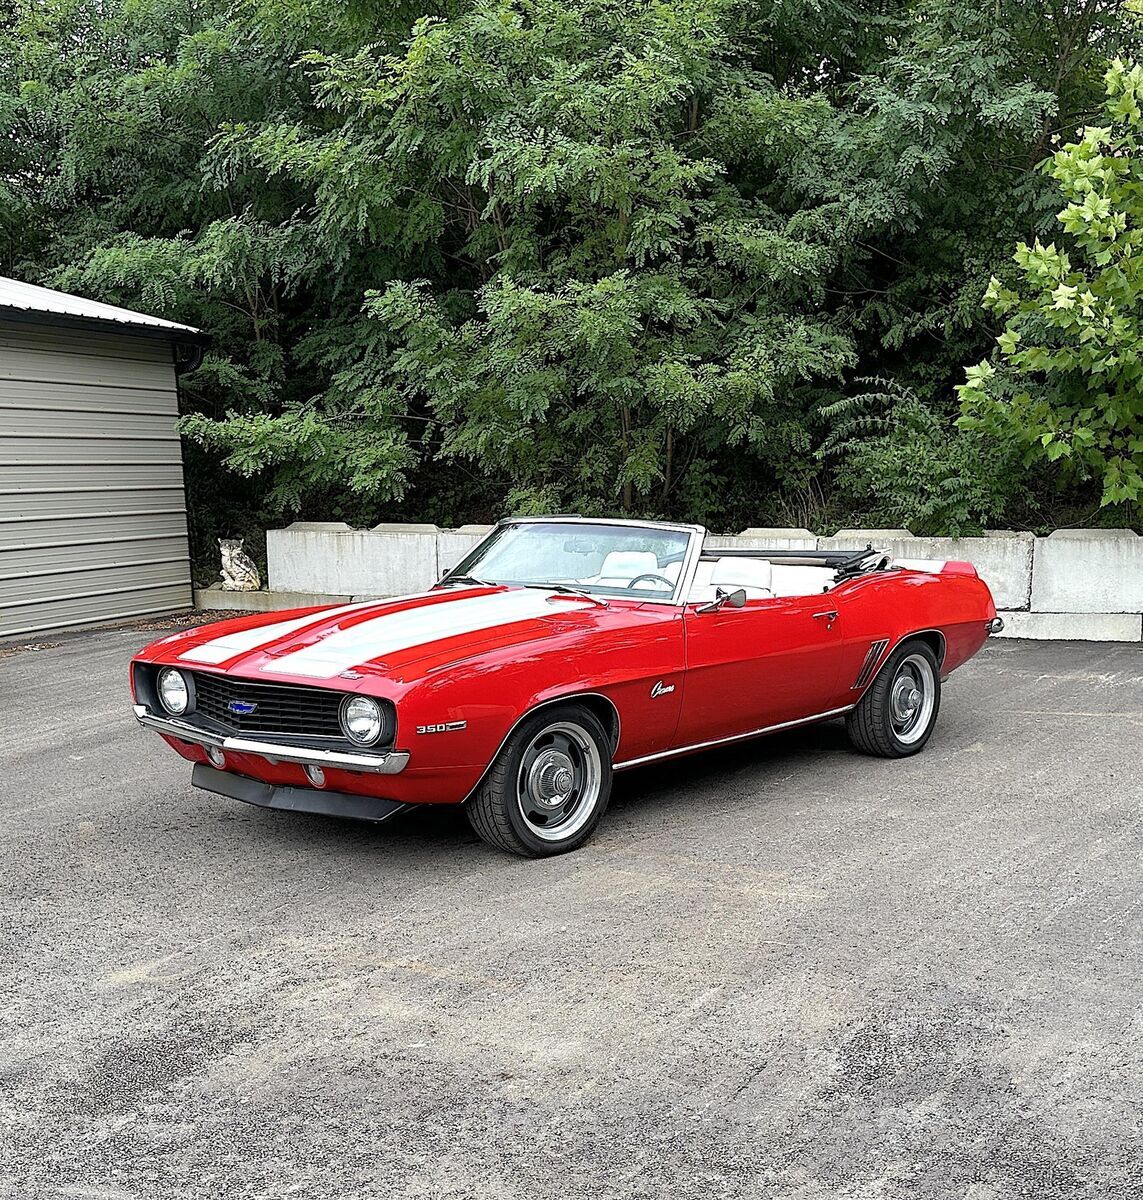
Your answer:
599;551;659;579
710;557;773;591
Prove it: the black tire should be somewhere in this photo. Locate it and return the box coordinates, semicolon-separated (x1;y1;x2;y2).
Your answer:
466;703;613;857
846;639;941;758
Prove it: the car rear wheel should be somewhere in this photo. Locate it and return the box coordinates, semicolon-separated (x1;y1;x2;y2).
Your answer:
466;703;613;857
846;639;941;758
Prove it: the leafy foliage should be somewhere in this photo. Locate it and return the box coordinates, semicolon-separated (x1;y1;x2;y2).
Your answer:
820;378;1019;534
959;58;1143;511
1;0;1140;564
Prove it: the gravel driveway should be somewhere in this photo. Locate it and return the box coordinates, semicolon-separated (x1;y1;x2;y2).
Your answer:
2;628;1141;1199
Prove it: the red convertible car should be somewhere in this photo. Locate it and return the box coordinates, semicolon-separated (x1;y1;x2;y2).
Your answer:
132;517;1001;856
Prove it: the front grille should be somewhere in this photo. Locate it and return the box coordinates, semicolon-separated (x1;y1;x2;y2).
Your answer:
191;672;345;739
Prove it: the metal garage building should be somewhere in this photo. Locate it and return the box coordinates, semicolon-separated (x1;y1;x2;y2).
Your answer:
0;276;206;637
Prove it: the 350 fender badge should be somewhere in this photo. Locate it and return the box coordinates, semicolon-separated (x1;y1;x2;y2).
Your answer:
416;721;468;735
650;681;675;699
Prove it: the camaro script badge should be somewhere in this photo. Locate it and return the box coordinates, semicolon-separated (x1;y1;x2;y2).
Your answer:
228;700;258;716
650;681;675;699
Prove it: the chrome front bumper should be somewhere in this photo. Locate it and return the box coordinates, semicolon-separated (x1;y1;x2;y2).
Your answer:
132;705;411;775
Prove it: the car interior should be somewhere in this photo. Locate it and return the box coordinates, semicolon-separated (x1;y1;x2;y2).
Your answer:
588;550;836;602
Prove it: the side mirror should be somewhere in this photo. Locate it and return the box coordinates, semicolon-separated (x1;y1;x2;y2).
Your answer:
696;587;747;614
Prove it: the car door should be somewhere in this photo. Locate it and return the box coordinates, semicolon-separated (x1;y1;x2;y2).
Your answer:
676;593;846;749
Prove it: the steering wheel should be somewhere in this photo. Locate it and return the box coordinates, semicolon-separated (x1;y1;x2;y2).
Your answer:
626;573;675;592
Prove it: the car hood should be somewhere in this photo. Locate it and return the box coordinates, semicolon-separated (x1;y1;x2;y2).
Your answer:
153;586;613;684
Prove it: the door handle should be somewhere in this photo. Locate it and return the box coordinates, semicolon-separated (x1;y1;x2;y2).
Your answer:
812;610;839;622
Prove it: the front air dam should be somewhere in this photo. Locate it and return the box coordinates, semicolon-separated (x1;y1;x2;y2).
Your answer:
191;763;411;823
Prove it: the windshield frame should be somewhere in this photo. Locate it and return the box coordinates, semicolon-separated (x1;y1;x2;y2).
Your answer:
441;516;706;606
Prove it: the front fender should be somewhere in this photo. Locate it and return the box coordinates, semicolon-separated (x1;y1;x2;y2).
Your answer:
389;608;684;803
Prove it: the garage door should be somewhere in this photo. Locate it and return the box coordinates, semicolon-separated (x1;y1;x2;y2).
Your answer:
0;321;193;637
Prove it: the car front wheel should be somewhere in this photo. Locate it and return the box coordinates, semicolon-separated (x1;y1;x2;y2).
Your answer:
846;639;941;758
466;703;613;857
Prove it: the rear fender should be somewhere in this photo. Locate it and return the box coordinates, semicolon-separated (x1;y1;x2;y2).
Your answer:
891;558;978;578
859;627;947;696
865;565;995;687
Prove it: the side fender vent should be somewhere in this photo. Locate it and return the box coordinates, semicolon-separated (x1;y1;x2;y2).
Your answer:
852;639;890;690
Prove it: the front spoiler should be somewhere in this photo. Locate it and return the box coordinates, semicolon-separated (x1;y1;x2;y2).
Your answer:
192;763;411;824
133;704;410;774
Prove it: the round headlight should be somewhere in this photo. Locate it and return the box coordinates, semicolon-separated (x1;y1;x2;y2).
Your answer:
157;668;190;715
340;695;387;746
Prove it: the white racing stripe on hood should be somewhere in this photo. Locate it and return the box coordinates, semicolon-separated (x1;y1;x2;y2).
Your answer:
177;602;369;665
259;589;559;678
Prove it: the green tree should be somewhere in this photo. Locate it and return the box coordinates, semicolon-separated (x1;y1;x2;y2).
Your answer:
0;0;440;555
2;0;1140;554
818;379;1019;535
220;0;868;517
959;57;1143;512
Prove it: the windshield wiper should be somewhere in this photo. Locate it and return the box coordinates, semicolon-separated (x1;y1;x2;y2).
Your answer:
436;574;491;588
521;583;608;608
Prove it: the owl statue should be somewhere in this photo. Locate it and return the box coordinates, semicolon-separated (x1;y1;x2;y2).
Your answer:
218;538;262;591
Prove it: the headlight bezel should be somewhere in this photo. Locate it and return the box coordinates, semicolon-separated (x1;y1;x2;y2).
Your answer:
157;667;194;716
339;694;391;748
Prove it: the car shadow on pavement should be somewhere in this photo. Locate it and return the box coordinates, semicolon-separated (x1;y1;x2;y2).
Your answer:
609;718;854;814
189;719;857;862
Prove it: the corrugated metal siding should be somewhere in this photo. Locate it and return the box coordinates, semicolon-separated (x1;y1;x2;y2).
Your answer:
0;321;193;636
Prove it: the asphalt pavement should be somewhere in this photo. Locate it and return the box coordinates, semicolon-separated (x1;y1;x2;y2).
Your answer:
1;627;1141;1199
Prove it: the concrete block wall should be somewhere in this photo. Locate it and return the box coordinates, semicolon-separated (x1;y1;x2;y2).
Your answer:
266;521;492;598
1031;530;1143;613
255;521;1143;642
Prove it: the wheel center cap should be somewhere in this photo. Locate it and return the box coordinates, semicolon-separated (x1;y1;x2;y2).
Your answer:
893;682;921;720
530;750;576;807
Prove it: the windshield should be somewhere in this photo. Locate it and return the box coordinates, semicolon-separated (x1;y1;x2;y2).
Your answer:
446;521;692;598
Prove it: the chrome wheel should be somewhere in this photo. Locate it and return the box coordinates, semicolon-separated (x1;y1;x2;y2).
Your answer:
890;653;936;745
517;720;602;842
